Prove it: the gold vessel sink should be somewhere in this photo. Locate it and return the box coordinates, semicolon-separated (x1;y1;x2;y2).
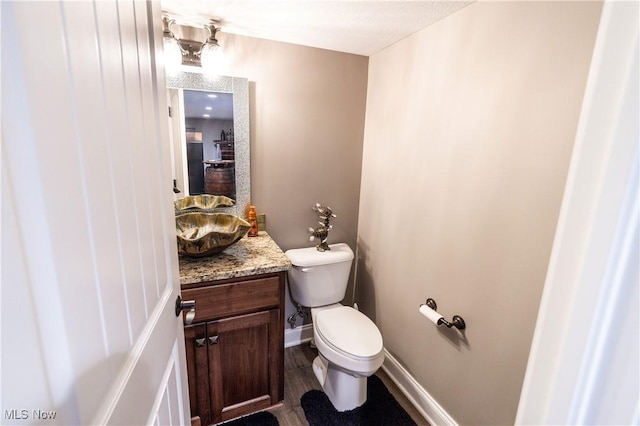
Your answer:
176;213;250;257
174;195;235;215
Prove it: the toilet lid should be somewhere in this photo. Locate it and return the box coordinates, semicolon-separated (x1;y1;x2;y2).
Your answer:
286;243;353;267
315;306;383;358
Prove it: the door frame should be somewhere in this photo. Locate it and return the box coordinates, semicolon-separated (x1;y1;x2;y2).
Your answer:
516;2;639;423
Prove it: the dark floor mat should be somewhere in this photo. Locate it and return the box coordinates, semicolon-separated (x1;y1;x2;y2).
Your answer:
301;375;417;426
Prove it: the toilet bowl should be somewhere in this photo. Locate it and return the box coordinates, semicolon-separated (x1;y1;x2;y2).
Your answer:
310;304;384;411
285;244;384;411
312;304;384;375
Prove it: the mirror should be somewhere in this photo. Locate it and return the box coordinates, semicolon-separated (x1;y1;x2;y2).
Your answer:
183;90;235;199
166;72;250;217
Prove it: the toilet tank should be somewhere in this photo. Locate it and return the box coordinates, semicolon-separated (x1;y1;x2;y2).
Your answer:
285;243;354;307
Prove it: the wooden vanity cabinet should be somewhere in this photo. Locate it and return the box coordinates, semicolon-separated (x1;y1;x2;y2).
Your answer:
182;272;285;426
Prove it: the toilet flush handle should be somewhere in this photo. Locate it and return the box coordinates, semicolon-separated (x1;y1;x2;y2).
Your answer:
300;266;313;273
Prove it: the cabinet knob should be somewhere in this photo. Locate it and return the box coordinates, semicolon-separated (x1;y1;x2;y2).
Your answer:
209;335;219;345
195;338;206;347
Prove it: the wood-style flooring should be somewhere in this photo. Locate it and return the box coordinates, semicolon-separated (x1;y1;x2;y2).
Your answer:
268;343;429;425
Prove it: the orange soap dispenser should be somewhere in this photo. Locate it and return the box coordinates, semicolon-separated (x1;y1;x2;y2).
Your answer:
248;205;259;237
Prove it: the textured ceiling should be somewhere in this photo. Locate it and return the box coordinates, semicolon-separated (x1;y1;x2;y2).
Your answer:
161;1;474;56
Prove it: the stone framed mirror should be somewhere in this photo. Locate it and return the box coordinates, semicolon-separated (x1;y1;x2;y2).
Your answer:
166;72;250;217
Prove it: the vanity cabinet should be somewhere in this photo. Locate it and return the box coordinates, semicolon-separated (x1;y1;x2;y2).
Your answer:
182;272;285;426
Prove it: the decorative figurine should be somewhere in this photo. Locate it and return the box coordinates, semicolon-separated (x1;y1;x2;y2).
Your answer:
308;203;337;251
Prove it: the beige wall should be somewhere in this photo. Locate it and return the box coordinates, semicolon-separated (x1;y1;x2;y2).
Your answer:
220;34;369;319
357;2;602;425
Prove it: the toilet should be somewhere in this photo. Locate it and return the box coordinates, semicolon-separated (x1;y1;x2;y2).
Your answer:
285;243;384;411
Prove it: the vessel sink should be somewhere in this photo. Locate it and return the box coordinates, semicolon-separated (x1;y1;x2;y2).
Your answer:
176;212;250;257
174;194;235;215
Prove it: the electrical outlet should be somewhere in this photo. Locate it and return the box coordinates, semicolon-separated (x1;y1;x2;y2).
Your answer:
257;213;266;231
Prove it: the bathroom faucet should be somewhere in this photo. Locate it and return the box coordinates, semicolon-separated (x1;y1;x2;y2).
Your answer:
173;179;182;194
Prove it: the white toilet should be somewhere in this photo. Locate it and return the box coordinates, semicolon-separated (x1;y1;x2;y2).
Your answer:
285;243;384;411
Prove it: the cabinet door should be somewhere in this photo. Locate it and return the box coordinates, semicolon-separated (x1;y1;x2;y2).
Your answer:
208;309;280;423
184;323;211;426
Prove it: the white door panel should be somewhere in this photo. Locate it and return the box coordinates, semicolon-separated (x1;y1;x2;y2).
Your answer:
1;1;189;424
516;2;639;424
101;289;184;425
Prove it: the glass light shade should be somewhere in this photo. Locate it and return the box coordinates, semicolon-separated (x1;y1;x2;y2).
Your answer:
163;37;183;69
200;42;222;74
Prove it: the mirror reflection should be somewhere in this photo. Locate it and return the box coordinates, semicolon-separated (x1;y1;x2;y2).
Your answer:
166;73;250;218
183;90;235;200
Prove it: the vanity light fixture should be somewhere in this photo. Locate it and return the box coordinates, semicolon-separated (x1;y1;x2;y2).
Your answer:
162;16;223;74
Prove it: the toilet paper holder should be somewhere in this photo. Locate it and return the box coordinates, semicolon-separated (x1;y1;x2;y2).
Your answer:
424;298;466;330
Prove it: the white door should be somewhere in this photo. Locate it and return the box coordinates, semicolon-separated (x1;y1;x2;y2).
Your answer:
1;1;190;425
516;1;639;424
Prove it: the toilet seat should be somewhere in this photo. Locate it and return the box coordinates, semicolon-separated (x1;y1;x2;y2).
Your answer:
314;306;384;372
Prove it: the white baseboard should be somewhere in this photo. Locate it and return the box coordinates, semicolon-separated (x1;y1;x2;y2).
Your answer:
284;323;314;348
381;349;458;426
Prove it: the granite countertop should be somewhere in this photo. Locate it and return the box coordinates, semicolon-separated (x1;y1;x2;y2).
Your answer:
179;231;291;285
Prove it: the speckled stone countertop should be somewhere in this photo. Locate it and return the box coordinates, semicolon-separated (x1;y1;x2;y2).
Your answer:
179;231;291;285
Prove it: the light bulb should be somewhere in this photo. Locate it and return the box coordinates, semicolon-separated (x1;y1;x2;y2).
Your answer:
163;36;183;69
200;42;222;75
